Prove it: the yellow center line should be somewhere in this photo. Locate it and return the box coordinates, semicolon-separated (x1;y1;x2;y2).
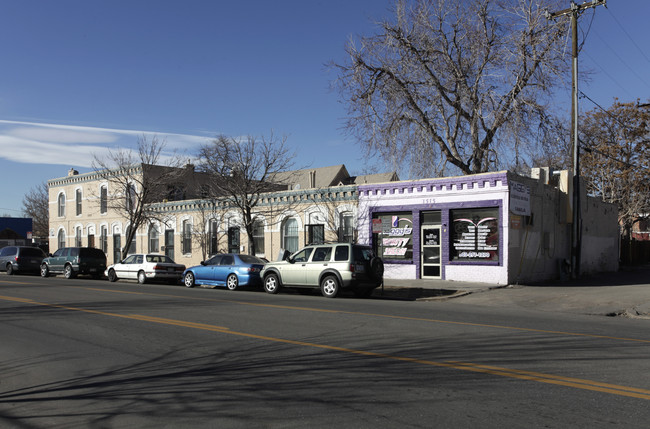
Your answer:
76;285;650;344
1;293;650;400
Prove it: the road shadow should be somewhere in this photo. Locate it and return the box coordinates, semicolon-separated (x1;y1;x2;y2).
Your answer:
524;265;650;288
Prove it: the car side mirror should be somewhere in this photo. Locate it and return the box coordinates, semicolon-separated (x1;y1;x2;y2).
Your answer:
200;261;206;266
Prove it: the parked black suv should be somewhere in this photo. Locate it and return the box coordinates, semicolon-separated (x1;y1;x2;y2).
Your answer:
41;247;107;279
261;242;384;298
0;246;47;275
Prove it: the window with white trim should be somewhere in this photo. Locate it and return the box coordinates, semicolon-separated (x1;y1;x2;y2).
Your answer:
100;185;108;214
282;218;299;253
75;189;82;216
57;229;66;249
148;224;160;254
182;220;192;254
57;193;66;217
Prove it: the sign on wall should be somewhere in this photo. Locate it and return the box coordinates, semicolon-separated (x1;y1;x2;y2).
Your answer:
510;181;531;216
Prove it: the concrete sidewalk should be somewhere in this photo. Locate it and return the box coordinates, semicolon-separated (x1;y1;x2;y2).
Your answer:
377;267;650;318
377;277;502;301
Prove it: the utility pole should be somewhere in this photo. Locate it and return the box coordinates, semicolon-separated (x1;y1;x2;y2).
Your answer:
547;0;606;278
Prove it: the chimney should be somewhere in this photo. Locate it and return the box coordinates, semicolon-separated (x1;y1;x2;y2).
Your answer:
309;170;316;188
68;168;79;176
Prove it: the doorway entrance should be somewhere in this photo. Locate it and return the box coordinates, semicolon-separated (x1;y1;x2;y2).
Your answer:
421;210;441;279
165;229;175;260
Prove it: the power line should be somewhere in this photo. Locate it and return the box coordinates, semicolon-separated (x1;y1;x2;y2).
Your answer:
606;6;650;66
579;90;645;132
581;51;635;100
592;30;650;92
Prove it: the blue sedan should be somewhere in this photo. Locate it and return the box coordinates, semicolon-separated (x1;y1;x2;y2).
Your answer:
183;253;266;290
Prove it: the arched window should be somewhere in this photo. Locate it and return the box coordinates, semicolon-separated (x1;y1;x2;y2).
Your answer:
57;229;66;249
125;225;136;255
75;189;82;216
148;224;160;254
182;220;192;254
209;219;218;256
282;218;299;253
126;183;136;212
100;225;108;253
57;193;66;217
75;226;82;247
100;185;108;214
113;225;122;263
252;219;265;255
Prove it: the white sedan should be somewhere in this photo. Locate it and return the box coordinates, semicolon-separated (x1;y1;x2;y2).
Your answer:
105;253;186;284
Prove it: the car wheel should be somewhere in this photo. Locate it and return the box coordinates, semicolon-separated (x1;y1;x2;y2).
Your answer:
263;273;280;294
184;272;195;288
40;264;49;278
226;274;238;290
64;264;76;279
137;270;147;285
320;275;339;298
107;269;118;282
6;264;14;275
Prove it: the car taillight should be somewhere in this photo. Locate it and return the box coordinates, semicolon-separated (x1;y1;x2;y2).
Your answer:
245;267;260;273
349;264;355;273
153;264;162;271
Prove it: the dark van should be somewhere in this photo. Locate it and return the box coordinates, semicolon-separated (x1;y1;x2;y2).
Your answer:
41;247;107;279
0;246;47;275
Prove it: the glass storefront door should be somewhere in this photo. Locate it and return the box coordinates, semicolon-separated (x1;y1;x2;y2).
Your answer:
421;225;441;278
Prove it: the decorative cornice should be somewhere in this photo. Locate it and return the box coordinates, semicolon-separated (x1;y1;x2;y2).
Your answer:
358;171;509;196
47;164;145;187
147;184;359;213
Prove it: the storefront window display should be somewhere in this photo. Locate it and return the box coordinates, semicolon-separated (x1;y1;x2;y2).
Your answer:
372;212;413;261
450;207;499;262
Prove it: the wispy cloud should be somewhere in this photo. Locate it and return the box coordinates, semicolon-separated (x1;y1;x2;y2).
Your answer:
0;120;212;168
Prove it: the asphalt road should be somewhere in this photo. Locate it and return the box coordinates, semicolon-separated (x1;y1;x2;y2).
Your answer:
1;274;649;428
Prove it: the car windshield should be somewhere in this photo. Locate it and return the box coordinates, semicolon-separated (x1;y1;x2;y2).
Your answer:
80;248;105;258
147;255;174;263
205;255;222;265
238;255;266;264
291;248;313;263
353;246;373;261
21;248;45;257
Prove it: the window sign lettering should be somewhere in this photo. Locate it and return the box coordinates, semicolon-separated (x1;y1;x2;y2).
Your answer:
373;212;413;260
423;229;439;246
451;207;499;262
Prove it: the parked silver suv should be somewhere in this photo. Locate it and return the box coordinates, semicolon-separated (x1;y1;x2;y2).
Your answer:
261;243;384;298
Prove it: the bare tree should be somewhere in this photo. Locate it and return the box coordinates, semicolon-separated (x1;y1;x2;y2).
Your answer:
196;132;298;255
92;135;184;259
507;116;572;175
580;100;650;239
333;0;570;178
190;200;229;261
22;182;49;241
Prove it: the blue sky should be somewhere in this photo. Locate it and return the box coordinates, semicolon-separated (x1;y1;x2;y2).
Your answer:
0;0;648;215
